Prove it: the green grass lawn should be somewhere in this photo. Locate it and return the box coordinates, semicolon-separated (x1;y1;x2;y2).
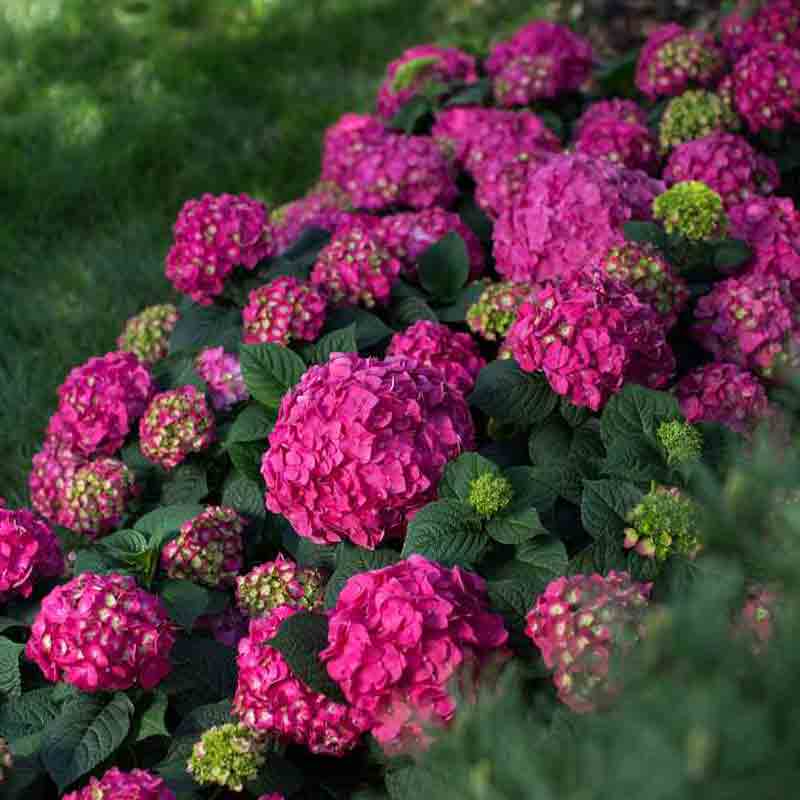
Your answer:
0;0;544;503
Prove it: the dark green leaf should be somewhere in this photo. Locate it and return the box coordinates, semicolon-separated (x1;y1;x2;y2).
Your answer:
169;303;241;355
280;226;331;267
310;324;358;365
73;548;117;576
98;528;149;558
228;440;266;483
0;617;29;633
581;479;643;541
324;307;394;348
325;545;401;609
401;500;489;566
515;535;568;578
135;504;204;541
600;384;682;447
600;436;667;484
160;580;228;631
623;221;667;249
163;639;237;703
438;451;501;505
386;765;450;798
160;460;209;505
529;417;573;467
240;343;306;410
506;466;560;515
134;690;170;741
392;296;438;327
470;359;558;426
436;280;487;323
221;473;266;519
0;638;25;699
714;238;752;271
418;232;470;302
226;403;276;446
388;95;432;134
487;505;547;545
560;396;591;427
487;563;552;631
0;687;61;751
596;49;638;96
246;752;306;797
443;77;491;107
152;353;207;392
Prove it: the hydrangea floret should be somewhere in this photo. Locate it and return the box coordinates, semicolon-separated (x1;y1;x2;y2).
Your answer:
466;281;533;341
117;304;180;365
653;181;728;241
29;437;85;525
468;473;514;518
473;149;553;220
62;768;175;800
574;117;658;175
242;277;327;346
658;90;740;153
656;419;703;466
187;723;265;793
195;347;249;411
236;554;325;618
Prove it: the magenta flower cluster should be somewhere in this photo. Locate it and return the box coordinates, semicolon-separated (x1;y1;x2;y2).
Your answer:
195;347;249;411
235;554;324;618
721;0;800;61
574;115;658;175
62;768;175;800
574;99;648;137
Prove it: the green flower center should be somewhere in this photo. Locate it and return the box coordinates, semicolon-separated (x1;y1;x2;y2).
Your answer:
468;472;514;518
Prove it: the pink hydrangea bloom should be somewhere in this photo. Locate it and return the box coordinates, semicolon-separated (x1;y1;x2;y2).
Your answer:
492;153;664;283
376;44;478;121
507;270;675;411
721;0;800;61
486;21;594;106
117;304;180;365
234;605;369;755
139;386;216;470
675;362;771;434
165;193;275;305
321;113;388;187
262;353;475;549
387;321;486;395
310;218;401;307
663;132;779;209
466;280;534;341
26;572;175;691
29;438;85;525
574;98;648;138
728;43;800;132
574;117;659;174
196;347;249;411
242;277;327;346
473;150;553;220
46;352;155;459
525;571;652;713
0;507;63;603
62;768;175;800
161;506;245;588
236;554;325;618
635;24;725;100
692;274;800;378
375;208;484;281
322;554;509;753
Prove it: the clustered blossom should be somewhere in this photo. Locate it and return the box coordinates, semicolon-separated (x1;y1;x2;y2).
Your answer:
376;44;478;121
653;181;728;241
234;605;370;755
242;277;327;346
658;90;740;153
321;113;388;186
574;117;658;175
46;351;155;458
311;219;401;307
624;485;701;561
507;270;675;411
0;507;63;603
195;347;248;411
486;21;594;106
473;149;553;221
493;154;664;283
262;353;474;549
692;274;800;378
187;723;265;792
165;193;275;305
466;280;533;341
656;419;704;466
663;133;779;210
161;506;245;588
322;555;509;752
26;572;175;691
721;0;800;60
375;208;485;281
117;304;180;365
598;243;689;329
468;472;514;518
386;321;486;395
635;24;725;100
139;386;215;469
525;572;652;713
574;99;647;138
62;768;175;800
675;362;771;434
236;554;325;618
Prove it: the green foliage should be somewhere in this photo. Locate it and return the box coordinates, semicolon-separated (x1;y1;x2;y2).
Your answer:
240;343;306;411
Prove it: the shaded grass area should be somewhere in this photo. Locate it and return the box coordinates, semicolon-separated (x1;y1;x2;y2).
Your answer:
0;0;543;502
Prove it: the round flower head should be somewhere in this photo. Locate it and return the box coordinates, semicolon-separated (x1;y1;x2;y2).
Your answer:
236;554;325;618
310;218;401;307
468;472;513;518
0;737;11;784
466;281;534;341
61;767;175;800
60;457;137;538
375;208;485;282
234;605;370;755
656;419;703;466
29;437;85;526
653;181;728;241
321;113;387;187
574;99;648;138
242;276;327;346
376;44;478;122
635;24;725;100
486;21;594;106
574;117;658;175
0;507;63;603
196;347;248;411
663;133;779;210
262;353;475;549
624;485;701;561
722;0;800;62
139;385;215;470
187;723;265;792
493;153;664;283
598;243;689;329
473;149;554;221
321;555;509;752
161;506;245;588
675;362;771;434
117;304;180;365
692;274;800;378
506;270;675;411
525;571;652;712
166;193;275;305
26;572;175;691
47;351;155;458
658;90;740;153
386;321;486;395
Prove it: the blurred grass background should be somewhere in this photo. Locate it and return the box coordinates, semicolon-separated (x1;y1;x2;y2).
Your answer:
0;0;545;503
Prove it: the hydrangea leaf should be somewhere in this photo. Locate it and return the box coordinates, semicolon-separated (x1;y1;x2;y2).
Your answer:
240;343;306;411
228;440;266;483
325;544;402;609
486;561;554;633
309;323;358;365
402;500;489;566
439;452;502;505
225;403;277;446
581;479;644;541
221;473;267;520
516;535;568;583
623;220;668;249
133;690;170;742
391;296;438;327
0;687;61;754
529;417;573;467
160;580;229;631
0;638;26;699
169;302;241;355
436;280;486;323
560;395;592;428
152;353;208;392
388;95;432;134
386;765;451;798
505;466;560;515
162;639;237;705
418;232;470;303
488;505;548;545
713;238;752;270
600;384;682;447
245;753;306;798
443;77;491;107
134;504;205;541
599;436;669;485
324;307;394;349
159;460;209;505
0;617;29;633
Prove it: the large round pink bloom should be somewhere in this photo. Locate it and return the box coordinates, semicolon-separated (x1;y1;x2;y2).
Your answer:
321;113;388;187
29;437;85;524
574;117;659;175
507;270;675;411
261;353;475;549
721;0;800;61
26;572;175;692
234;605;369;756
62;768;175;800
492;153;664;283
243;277;327;346
474;151;553;221
196;347;249;411
574;99;648;138
46;352;155;459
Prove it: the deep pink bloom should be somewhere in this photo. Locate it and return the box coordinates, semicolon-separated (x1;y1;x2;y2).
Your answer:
321;555;509;752
507;270;675;411
234;605;369;755
721;0;800;61
262;353;475;549
62;768;175;800
321;113;388;187
29;437;86;525
574;99;648;138
242;277;327;346
46;351;155;458
26;572;175;691
474;150;553;220
196;347;249;411
574;117;659;174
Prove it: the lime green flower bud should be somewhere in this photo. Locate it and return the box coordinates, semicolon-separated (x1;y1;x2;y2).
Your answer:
468;472;514;518
659;90;739;153
653;181;727;241
391;56;442;91
657;419;703;466
187;723;265;792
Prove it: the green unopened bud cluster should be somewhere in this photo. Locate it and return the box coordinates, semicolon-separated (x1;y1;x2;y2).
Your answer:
659;90;739;153
466;281;533;341
657;419;703;466
624;485;701;561
653;181;728;241
468;472;514;518
187;723;265;792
